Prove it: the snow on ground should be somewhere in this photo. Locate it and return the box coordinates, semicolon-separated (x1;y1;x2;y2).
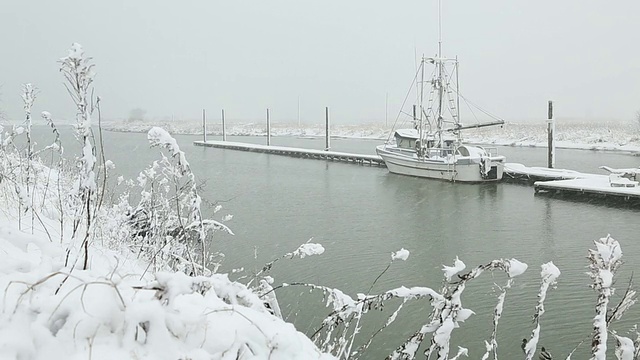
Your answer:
103;118;640;153
0;217;335;360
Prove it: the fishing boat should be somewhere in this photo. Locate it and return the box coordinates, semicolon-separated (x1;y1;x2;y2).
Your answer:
376;6;506;182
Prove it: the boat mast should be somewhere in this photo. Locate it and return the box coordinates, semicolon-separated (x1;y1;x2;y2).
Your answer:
436;0;444;147
419;58;425;157
455;56;461;142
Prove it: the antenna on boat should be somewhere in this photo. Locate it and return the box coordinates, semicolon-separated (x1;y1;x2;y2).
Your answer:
438;0;442;59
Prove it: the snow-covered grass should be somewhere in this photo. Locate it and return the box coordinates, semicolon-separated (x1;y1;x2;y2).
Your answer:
1;43;639;359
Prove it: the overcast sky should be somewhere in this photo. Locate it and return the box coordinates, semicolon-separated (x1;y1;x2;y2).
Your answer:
1;1;639;124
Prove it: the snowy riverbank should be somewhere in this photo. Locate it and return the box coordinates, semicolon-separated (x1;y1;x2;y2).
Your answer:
102;119;640;154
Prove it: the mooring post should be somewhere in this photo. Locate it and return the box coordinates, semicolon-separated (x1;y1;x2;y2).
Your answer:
385;92;389;127
325;106;330;151
221;109;227;141
202;109;207;142
297;96;301;128
266;108;271;146
547;100;555;168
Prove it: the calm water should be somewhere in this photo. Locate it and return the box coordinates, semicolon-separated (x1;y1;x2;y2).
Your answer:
29;127;640;357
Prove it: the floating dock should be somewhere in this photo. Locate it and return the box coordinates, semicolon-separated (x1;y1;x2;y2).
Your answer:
534;176;640;203
505;163;640;202
503;163;587;182
194;140;385;166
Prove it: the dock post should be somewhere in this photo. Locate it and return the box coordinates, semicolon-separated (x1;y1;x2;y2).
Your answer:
547;100;555;168
266;108;271;146
221;109;227;141
325;106;330;150
385;92;388;127
202;109;207;142
297;96;301;128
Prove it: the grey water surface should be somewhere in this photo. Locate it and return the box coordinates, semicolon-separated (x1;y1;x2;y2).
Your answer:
30;126;640;358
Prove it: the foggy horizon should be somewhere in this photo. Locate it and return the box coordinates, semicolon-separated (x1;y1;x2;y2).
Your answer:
1;1;639;125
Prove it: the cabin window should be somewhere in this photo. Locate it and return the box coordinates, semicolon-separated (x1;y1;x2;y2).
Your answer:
395;136;416;149
457;146;470;156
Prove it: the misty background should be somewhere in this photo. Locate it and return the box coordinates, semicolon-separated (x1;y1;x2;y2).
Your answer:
1;0;639;124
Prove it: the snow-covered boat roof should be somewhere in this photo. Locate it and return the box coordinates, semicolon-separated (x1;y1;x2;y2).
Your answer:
394;129;419;139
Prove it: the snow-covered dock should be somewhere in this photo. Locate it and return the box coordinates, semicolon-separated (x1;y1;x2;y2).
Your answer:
534;176;640;202
194;140;386;166
503;163;588;182
504;163;640;202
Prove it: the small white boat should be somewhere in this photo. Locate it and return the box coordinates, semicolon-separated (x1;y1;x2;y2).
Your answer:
377;3;505;182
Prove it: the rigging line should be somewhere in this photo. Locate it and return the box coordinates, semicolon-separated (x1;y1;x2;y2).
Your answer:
461;96;481;124
414;46;419;104
386;62;424;143
458;93;505;122
446;75;505;123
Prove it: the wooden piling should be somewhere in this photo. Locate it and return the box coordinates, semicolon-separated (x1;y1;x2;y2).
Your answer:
202;109;207;142
222;109;227;141
297;96;301;128
325;106;330;151
547;100;555;168
385;92;389;127
266;108;271;146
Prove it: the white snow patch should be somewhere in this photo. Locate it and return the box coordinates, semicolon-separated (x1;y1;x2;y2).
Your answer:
291;243;325;258
391;248;410;261
507;258;528;277
442;256;466;281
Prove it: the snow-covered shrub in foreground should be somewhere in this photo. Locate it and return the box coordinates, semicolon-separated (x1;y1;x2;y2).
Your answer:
97;126;233;277
0;219;333;359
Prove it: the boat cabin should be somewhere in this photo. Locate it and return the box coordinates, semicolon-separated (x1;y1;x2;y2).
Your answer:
393;129;419;150
394;129;459;157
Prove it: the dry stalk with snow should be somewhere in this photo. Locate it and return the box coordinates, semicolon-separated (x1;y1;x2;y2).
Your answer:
588;235;636;359
522;262;560;360
59;43;99;270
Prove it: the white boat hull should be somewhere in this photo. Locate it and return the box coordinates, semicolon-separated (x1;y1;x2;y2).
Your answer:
376;145;505;182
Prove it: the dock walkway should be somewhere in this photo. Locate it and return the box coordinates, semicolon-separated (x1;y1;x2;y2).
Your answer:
504;163;640;202
534;176;640;202
194;140;385;166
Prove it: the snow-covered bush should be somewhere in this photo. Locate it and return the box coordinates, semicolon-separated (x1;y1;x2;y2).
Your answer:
101;126;233;276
